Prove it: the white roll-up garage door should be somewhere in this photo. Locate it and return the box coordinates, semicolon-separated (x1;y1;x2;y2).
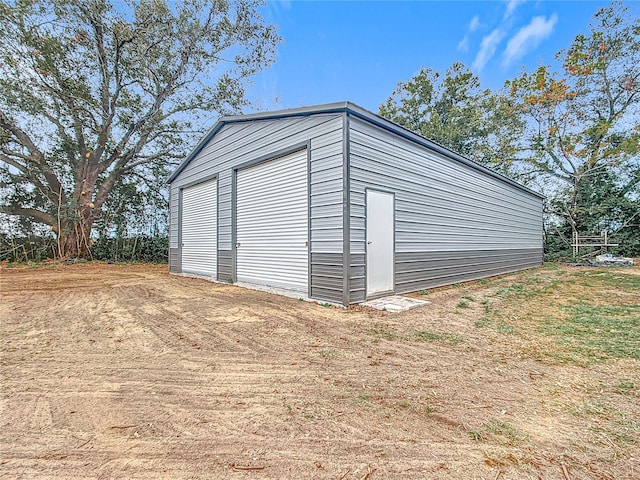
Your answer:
236;149;308;292
181;178;217;277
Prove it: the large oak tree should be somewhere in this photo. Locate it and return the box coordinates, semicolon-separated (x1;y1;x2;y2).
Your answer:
0;0;280;257
506;2;639;244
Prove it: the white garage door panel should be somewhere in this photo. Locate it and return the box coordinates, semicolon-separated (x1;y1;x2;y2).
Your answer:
181;179;217;277
236;150;308;292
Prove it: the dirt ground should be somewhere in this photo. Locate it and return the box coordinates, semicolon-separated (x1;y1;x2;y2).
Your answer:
1;262;638;479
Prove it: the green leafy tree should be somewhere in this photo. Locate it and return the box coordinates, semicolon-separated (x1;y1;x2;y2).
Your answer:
547;164;639;257
379;62;524;176
0;0;280;257
506;2;639;245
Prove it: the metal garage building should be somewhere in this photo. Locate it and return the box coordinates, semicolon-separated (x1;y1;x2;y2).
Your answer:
168;102;543;306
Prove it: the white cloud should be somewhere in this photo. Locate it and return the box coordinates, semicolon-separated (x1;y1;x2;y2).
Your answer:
504;0;525;20
263;0;291;19
469;15;481;32
503;14;558;66
458;37;469;53
472;28;505;71
458;15;481;53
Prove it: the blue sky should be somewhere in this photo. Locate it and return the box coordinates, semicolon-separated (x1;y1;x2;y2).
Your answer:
248;0;631;113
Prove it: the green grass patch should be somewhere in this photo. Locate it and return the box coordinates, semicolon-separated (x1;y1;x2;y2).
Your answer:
354;392;374;407
495;276;564;300
413;330;464;345
474;317;493;328
525;275;544;285
468;420;527;445
540;303;640;363
497;323;517;335
317;348;337;359
420;403;437;415
366;324;397;341
567;399;613;417
495;282;537;299
580;271;640;290
484;420;528;446
542;262;561;270
616;380;636;394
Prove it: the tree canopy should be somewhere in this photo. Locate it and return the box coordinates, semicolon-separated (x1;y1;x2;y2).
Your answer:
506;1;639;246
379;62;523;176
0;0;280;257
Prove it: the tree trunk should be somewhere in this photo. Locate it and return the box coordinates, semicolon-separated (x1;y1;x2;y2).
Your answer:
56;209;95;259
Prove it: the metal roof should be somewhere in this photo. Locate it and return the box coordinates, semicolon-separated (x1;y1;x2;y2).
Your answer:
167;101;543;199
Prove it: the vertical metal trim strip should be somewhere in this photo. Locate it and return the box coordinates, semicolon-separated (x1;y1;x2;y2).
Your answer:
306;140;312;298
168;187;172;272
364;187;368;298
342;112;351;306
539;197;545;264
392;191;396;293
231;168;237;282
177;187;183;273
216;179;220;281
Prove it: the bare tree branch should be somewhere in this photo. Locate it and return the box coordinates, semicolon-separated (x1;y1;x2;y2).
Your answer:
0;204;55;226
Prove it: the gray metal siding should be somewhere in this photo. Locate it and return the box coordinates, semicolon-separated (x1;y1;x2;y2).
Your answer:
169;114;344;303
349;253;366;303
348;116;543;302
310;252;344;303
169;248;180;273
395;249;543;293
218;250;233;282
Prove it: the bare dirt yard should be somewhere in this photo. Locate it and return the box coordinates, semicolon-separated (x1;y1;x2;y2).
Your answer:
1;262;638;479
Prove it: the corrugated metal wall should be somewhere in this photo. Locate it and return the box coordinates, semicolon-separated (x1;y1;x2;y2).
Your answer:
169;114;345;303
348;116;543;303
170;105;543;306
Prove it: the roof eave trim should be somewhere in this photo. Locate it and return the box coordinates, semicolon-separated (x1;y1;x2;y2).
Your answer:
342;103;544;199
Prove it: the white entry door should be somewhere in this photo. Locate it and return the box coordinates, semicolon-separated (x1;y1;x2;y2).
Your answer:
366;190;394;297
236;150;308;293
181;178;217;278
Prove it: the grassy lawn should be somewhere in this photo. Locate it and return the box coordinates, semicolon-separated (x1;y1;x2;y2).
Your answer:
468;265;640;460
473;265;640;366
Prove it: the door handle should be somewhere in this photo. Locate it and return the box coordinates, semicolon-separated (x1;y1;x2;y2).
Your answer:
367;241;372;245
235;242;241;248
